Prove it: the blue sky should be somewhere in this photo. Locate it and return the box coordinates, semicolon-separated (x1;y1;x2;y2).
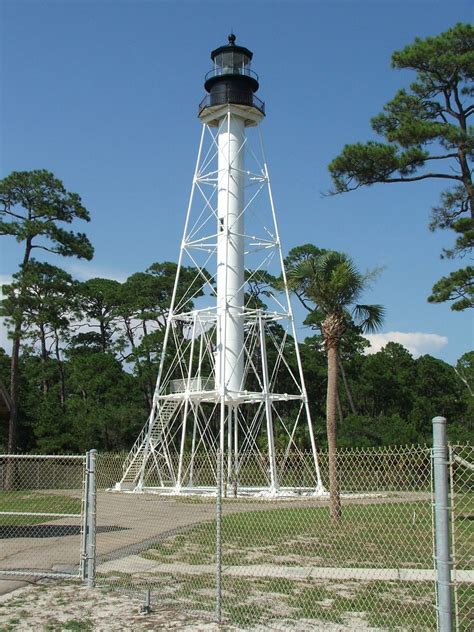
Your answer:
0;0;472;364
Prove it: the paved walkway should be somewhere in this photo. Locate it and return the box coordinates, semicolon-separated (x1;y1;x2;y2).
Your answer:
0;490;306;576
98;555;474;583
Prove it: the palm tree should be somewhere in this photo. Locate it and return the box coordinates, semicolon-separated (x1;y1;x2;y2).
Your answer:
288;250;384;520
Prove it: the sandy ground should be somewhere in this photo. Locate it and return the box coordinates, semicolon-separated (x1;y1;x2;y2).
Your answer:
0;580;386;631
0;581;220;631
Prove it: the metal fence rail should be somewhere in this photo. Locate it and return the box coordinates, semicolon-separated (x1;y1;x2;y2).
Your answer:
0;454;86;579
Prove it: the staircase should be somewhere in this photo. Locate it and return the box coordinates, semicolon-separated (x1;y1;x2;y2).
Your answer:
117;399;179;488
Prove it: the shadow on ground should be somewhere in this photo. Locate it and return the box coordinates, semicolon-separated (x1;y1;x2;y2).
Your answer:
0;525;129;538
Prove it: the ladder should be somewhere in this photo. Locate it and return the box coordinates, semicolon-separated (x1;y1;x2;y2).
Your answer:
119;400;179;486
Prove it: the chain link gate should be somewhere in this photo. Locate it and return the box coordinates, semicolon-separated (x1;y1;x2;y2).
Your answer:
0;454;87;580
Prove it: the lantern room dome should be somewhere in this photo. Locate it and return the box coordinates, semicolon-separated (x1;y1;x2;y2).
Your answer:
199;34;265;119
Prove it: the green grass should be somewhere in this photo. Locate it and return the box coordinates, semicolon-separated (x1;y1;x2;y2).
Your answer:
454;583;474;631
218;577;441;630
97;571;217;619
62;619;94;631
0;491;81;525
211;575;443;629
144;501;439;568
134;500;474;629
145;499;473;570
42;620;94;632
98;572;442;630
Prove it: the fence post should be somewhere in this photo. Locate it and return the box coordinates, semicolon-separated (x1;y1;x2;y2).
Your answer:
81;451;91;581
86;449;97;588
432;416;453;632
215;449;222;624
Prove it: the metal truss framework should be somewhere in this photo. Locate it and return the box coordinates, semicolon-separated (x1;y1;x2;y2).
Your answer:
118;112;324;496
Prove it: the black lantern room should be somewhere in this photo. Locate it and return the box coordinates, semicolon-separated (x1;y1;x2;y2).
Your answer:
199;34;265;117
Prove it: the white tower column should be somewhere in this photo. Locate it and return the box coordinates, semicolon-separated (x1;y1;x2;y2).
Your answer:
216;113;245;395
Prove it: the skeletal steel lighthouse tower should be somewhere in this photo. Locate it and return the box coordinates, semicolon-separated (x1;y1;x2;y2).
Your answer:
118;35;324;495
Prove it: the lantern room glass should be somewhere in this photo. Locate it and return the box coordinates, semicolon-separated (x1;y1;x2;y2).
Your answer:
214;51;251;76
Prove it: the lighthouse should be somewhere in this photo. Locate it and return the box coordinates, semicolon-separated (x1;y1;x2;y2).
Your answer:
117;35;324;496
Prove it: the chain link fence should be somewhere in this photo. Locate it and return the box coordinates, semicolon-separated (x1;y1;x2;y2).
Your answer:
215;446;436;630
225;447;433;629
0;442;471;630
94;452;219;625
450;445;474;632
0;454;86;579
93;444;472;630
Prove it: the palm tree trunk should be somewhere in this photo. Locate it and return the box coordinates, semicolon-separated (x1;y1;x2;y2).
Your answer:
327;345;341;521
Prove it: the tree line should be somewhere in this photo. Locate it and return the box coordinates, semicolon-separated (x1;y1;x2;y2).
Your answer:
0;249;471;455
